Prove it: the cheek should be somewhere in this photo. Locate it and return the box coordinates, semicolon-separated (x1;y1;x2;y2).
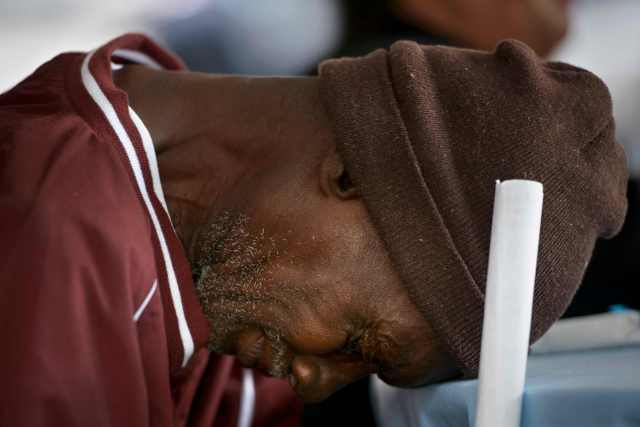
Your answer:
262;270;351;355
274;207;402;353
237;247;351;356
247;179;390;351
286;323;348;356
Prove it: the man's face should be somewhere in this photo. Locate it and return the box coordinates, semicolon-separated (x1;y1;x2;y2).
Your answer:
191;146;456;402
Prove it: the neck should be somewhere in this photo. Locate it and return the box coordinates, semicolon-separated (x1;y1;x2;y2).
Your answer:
113;66;323;256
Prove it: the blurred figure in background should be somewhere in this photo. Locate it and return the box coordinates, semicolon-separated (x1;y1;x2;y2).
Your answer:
160;0;569;77
160;0;343;75
332;0;568;59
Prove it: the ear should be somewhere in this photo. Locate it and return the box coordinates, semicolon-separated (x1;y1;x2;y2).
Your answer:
320;150;359;200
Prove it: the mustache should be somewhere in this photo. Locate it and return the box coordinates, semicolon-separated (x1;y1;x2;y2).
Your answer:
192;210;314;379
199;286;293;377
197;264;296;378
263;328;293;378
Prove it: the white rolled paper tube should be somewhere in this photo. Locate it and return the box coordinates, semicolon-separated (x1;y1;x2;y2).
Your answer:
474;179;543;427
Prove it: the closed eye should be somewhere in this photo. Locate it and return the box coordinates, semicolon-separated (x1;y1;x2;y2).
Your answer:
342;334;362;356
342;332;384;367
337;170;353;193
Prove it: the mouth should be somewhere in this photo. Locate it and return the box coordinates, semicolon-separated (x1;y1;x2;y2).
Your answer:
235;330;265;368
234;330;292;378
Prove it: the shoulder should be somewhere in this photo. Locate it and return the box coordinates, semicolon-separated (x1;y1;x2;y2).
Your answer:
0;57;157;299
0;178;159;332
0;52;150;242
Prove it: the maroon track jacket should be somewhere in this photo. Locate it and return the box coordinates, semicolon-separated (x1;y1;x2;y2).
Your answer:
0;34;302;427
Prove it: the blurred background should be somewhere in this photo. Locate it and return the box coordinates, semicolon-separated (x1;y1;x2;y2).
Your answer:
3;0;638;425
2;0;637;184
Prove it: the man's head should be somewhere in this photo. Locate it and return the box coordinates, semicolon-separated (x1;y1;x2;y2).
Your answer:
123;39;627;403
318;39;627;378
180;77;457;402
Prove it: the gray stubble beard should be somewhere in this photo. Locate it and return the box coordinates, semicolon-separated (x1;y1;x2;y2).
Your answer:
192;210;292;377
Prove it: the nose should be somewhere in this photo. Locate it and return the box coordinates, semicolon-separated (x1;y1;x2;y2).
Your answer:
290;355;375;402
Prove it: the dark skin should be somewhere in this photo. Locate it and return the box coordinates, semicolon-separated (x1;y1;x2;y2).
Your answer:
114;65;457;402
394;0;570;57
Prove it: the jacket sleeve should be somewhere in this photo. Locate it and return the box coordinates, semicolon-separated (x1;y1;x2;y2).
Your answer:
252;371;303;427
0;200;151;426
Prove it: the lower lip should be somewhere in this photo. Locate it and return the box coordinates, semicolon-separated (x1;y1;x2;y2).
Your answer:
236;330;265;368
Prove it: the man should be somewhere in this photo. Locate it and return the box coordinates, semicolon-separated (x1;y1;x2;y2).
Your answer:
0;33;627;426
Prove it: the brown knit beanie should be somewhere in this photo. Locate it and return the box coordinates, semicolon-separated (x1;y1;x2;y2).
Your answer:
319;40;628;378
